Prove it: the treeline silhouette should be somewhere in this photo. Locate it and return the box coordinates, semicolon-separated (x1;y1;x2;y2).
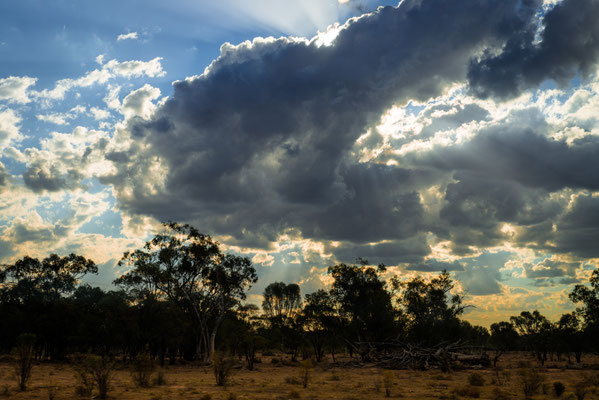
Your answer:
1;222;598;368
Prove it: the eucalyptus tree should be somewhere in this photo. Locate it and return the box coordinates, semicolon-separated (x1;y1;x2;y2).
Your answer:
0;253;97;358
328;260;397;350
392;270;466;344
115;222;257;362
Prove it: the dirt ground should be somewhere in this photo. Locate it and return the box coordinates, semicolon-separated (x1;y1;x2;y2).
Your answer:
1;353;598;400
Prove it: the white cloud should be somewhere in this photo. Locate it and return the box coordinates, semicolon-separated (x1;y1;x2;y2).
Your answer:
90;107;111;120
117;32;139;41
32;57;165;101
0;76;37;104
96;54;106;65
121;84;161;120
0;108;24;151
37;113;71;125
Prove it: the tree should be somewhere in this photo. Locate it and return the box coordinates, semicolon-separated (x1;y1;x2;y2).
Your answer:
570;269;599;325
489;321;519;366
0;254;97;359
510;310;553;365
115;222;257;362
262;282;302;327
328;260;397;355
0;253;97;303
300;289;339;362
393;270;465;344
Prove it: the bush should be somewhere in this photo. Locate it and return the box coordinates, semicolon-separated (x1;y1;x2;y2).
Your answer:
200;394;212;400
12;333;36;391
288;389;301;399
468;372;485;387
554;381;566;397
71;357;94;398
212;351;235;387
519;369;545;400
130;351;156;387
382;370;394;398
70;353;114;400
299;359;313;389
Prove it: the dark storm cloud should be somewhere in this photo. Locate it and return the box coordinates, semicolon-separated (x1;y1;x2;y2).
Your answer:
413;116;599;192
549;195;599;258
524;259;580;279
326;233;431;266
23;163;82;193
469;0;599;99
105;0;542;256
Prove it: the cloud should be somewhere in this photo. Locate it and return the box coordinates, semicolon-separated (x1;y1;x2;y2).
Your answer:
120;84;161;120
406;259;465;272
117;32;139;41
0;108;24;151
105;0;544;258
468;0;599;99
0;76;37;104
22;126;111;193
33;57;165;101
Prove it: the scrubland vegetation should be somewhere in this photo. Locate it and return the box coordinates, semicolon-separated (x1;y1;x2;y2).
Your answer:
1;222;599;399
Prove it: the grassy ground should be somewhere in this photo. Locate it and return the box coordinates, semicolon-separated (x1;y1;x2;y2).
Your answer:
1;353;598;399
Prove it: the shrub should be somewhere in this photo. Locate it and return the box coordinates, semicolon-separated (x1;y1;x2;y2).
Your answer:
70;353;114;400
382;370;394;398
519;369;544;400
200;394;212;400
12;333;36;391
71;357;94;398
468;372;485;387
299;359;313;389
554;381;566;397
131;351;156;387
212;351;235;387
288;389;301;399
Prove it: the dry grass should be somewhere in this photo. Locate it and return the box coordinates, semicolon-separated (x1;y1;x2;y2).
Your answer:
0;353;598;400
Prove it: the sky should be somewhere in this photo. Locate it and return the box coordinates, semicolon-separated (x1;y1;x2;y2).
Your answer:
1;0;599;327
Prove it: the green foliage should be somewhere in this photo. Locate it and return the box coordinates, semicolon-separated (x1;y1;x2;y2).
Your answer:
393;270;467;344
12;333;36;391
329;260;396;347
212;351;235;386
115;222;257;361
